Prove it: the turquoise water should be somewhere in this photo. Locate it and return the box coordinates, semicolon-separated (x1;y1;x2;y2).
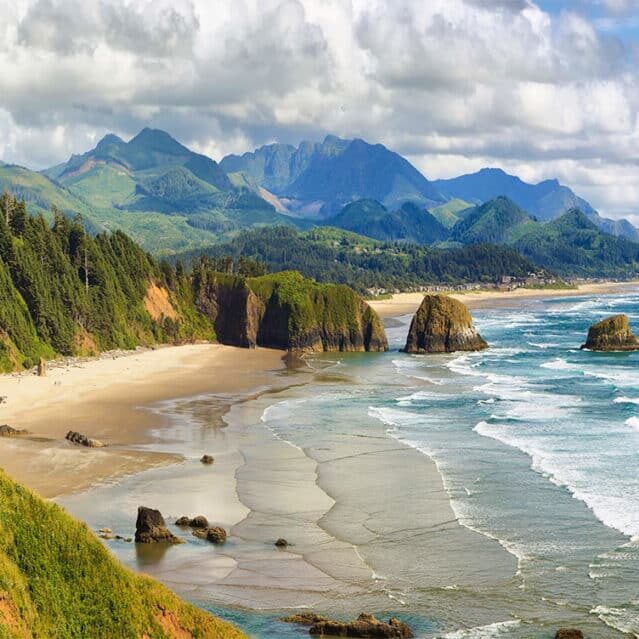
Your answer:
60;293;639;637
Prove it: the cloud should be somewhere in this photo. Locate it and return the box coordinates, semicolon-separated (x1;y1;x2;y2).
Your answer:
0;0;639;218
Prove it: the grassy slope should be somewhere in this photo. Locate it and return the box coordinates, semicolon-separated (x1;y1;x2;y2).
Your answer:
428;198;472;228
0;470;245;639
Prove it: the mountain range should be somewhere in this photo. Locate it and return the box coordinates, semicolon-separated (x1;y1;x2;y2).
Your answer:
0;127;638;261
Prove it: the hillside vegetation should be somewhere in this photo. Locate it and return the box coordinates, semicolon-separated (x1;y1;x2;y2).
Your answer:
178;225;541;294
0;469;245;639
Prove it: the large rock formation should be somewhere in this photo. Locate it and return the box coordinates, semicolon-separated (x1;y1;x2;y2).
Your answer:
135;507;182;544
581;314;639;351
193;270;388;353
308;613;413;638
403;294;487;353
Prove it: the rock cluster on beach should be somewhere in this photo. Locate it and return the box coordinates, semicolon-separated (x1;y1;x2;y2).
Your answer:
65;430;106;448
176;514;227;544
580;314;639;351
135;506;182;544
403;294;488;354
283;612;413;638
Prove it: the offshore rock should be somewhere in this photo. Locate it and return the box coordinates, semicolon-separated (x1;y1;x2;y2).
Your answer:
65;431;106;448
192;526;227;544
555;630;584;639
281;613;328;625
581;314;639;351
175;515;209;528
309;613;413;638
403;294;488;353
0;425;28;437
134;507;182;544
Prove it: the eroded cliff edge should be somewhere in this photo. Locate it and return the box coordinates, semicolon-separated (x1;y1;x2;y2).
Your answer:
193;269;388;352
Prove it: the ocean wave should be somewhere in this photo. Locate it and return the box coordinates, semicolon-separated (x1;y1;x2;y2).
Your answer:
438;619;521;638
614;396;639;405
260;399;307;451
527;341;561;349
392;358;444;384
591;605;639;636
625;416;639;431
539;358;575;371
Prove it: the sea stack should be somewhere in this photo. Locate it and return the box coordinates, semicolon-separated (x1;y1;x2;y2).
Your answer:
403;294;488;354
581;314;639;351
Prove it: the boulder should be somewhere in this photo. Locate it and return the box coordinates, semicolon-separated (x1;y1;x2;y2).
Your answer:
134;507;182;544
65;431;106;448
275;538;289;547
581;314;639;351
175;515;209;528
281;613;329;625
192;526;227;544
309;613;413;638
555;630;584;639
37;357;47;377
402;295;487;354
200;454;214;465
0;425;28;437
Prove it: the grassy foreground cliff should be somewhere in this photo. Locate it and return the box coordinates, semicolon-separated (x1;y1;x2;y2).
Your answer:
0;469;245;638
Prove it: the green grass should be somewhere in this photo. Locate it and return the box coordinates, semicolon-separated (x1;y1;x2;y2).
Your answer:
0;469;246;639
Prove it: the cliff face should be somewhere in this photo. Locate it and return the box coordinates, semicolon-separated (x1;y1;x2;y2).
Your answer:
193;270;388;352
403;294;488;353
581;314;639;351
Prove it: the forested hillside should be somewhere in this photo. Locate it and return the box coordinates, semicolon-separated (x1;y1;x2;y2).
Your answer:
178;226;541;294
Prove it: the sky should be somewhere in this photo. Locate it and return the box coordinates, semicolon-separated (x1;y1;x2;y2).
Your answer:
1;0;639;220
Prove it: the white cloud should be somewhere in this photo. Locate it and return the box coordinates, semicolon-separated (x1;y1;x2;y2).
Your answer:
0;0;639;218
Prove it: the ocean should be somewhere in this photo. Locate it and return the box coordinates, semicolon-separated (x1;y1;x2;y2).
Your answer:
60;293;639;638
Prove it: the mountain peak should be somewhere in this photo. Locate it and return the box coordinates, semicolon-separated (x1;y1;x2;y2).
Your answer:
95;133;124;149
128;128;189;155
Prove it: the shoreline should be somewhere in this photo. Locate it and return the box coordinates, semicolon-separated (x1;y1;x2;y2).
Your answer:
369;280;639;317
0;343;287;498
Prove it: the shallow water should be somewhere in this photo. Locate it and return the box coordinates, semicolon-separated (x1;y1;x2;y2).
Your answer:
60;292;639;638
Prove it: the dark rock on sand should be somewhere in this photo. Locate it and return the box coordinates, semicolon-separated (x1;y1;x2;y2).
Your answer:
175;515;209;528
0;424;28;437
192;526;227;544
135;507;183;544
281;613;329;625
403;294;487;354
555;630;584;639
65;430;106;448
581;314;639;351
309;613;413;638
200;454;214;464
37;357;47;377
275;538;289;547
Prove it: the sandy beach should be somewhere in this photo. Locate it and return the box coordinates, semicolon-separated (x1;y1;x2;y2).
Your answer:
0;344;286;498
369;280;639;317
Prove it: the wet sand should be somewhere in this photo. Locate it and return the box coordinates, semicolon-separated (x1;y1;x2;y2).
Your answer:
369;281;639;317
0;344;285;498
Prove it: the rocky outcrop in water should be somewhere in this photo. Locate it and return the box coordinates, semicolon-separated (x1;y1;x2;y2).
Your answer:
65;431;106;448
200;454;214;464
0;425;28;437
580;314;639;351
193;270;388;353
403;295;487;354
555;630;584;639
192;526;227;544
308;613;413;638
175;515;209;528
135;507;182;544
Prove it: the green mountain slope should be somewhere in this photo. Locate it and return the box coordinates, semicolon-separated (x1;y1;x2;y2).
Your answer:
325;199;449;244
450;196;538;245
513;209;639;277
0;469;245;639
46;128;298;247
428;198;472;228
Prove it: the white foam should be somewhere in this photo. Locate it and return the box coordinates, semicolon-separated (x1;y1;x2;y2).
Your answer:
540;358;575;371
626;416;639;431
260;399;306;451
615;397;639;405
591;605;639;636
438;620;521;638
392;358;444;384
